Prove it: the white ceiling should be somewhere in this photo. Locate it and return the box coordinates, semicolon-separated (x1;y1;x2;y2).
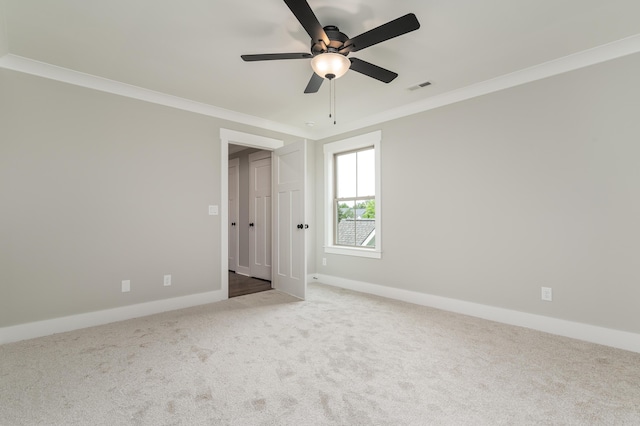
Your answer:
2;0;640;139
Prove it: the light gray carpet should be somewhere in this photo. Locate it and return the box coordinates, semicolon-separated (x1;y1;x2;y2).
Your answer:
1;283;639;425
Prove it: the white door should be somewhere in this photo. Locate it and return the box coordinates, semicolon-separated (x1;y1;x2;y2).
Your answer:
228;158;239;272
249;151;272;280
273;140;307;300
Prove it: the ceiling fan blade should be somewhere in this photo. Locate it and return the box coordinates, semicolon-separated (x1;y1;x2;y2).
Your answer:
241;53;313;61
349;58;398;83
340;13;420;53
304;72;324;93
283;0;330;46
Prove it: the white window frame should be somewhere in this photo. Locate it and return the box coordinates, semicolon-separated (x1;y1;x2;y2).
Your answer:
324;130;381;259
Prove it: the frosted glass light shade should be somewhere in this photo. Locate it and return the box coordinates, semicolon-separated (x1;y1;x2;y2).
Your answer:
311;53;350;79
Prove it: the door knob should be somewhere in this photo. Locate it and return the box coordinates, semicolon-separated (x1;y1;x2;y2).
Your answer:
305;224;309;229
249;223;254;227
231;222;236;226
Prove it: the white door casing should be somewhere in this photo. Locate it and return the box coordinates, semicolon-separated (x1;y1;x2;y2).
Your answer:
220;129;283;300
249;151;272;281
228;158;239;272
273;140;307;300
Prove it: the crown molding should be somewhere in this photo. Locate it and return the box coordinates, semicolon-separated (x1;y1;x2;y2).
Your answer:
312;33;640;140
0;53;315;139
2;33;640;141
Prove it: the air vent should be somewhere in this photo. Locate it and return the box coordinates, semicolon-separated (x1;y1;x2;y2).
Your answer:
408;81;432;91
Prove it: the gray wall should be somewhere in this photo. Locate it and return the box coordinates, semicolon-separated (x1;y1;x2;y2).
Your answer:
0;5;7;57
305;140;316;277
5;45;636;336
0;69;300;327
315;52;640;334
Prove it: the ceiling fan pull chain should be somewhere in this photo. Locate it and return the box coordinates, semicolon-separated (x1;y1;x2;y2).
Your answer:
329;78;332;119
333;79;337;125
328;77;336;125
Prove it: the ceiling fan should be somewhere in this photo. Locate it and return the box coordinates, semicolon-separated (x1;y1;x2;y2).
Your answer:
241;0;420;94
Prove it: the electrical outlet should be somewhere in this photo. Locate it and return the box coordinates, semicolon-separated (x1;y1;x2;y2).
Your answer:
541;287;552;301
122;280;131;293
164;274;171;286
322;258;327;266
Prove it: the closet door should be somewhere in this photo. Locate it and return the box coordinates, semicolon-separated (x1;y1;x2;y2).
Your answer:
228;158;239;272
248;151;272;280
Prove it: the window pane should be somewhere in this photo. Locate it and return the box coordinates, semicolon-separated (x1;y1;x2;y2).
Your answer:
352;217;375;247
357;148;375;197
335;199;375;247
336;200;356;245
357;203;376;247
361;200;375;219
336;152;356;198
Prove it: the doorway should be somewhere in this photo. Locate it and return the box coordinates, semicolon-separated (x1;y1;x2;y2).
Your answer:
228;145;272;297
220;128;308;301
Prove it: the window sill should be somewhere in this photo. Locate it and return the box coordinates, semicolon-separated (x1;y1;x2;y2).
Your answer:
324;246;382;259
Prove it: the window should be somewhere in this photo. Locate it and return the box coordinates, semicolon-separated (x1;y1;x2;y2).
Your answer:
335;148;376;247
324;131;381;258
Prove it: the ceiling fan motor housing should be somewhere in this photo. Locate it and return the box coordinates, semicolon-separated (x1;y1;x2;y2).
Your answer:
311;25;349;56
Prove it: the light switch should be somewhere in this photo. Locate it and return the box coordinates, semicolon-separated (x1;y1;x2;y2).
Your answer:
209;205;218;215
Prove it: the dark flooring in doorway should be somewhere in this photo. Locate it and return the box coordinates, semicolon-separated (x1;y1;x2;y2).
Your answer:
229;271;272;298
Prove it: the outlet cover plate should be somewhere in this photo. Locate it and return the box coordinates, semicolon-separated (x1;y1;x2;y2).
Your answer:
122;280;131;293
164;274;171;286
541;287;552;301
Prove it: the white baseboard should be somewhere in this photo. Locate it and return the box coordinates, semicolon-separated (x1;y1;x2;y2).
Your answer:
0;289;225;345
310;274;640;354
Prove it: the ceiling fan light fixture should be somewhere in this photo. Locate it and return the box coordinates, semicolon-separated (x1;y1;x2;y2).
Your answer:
311;53;350;80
